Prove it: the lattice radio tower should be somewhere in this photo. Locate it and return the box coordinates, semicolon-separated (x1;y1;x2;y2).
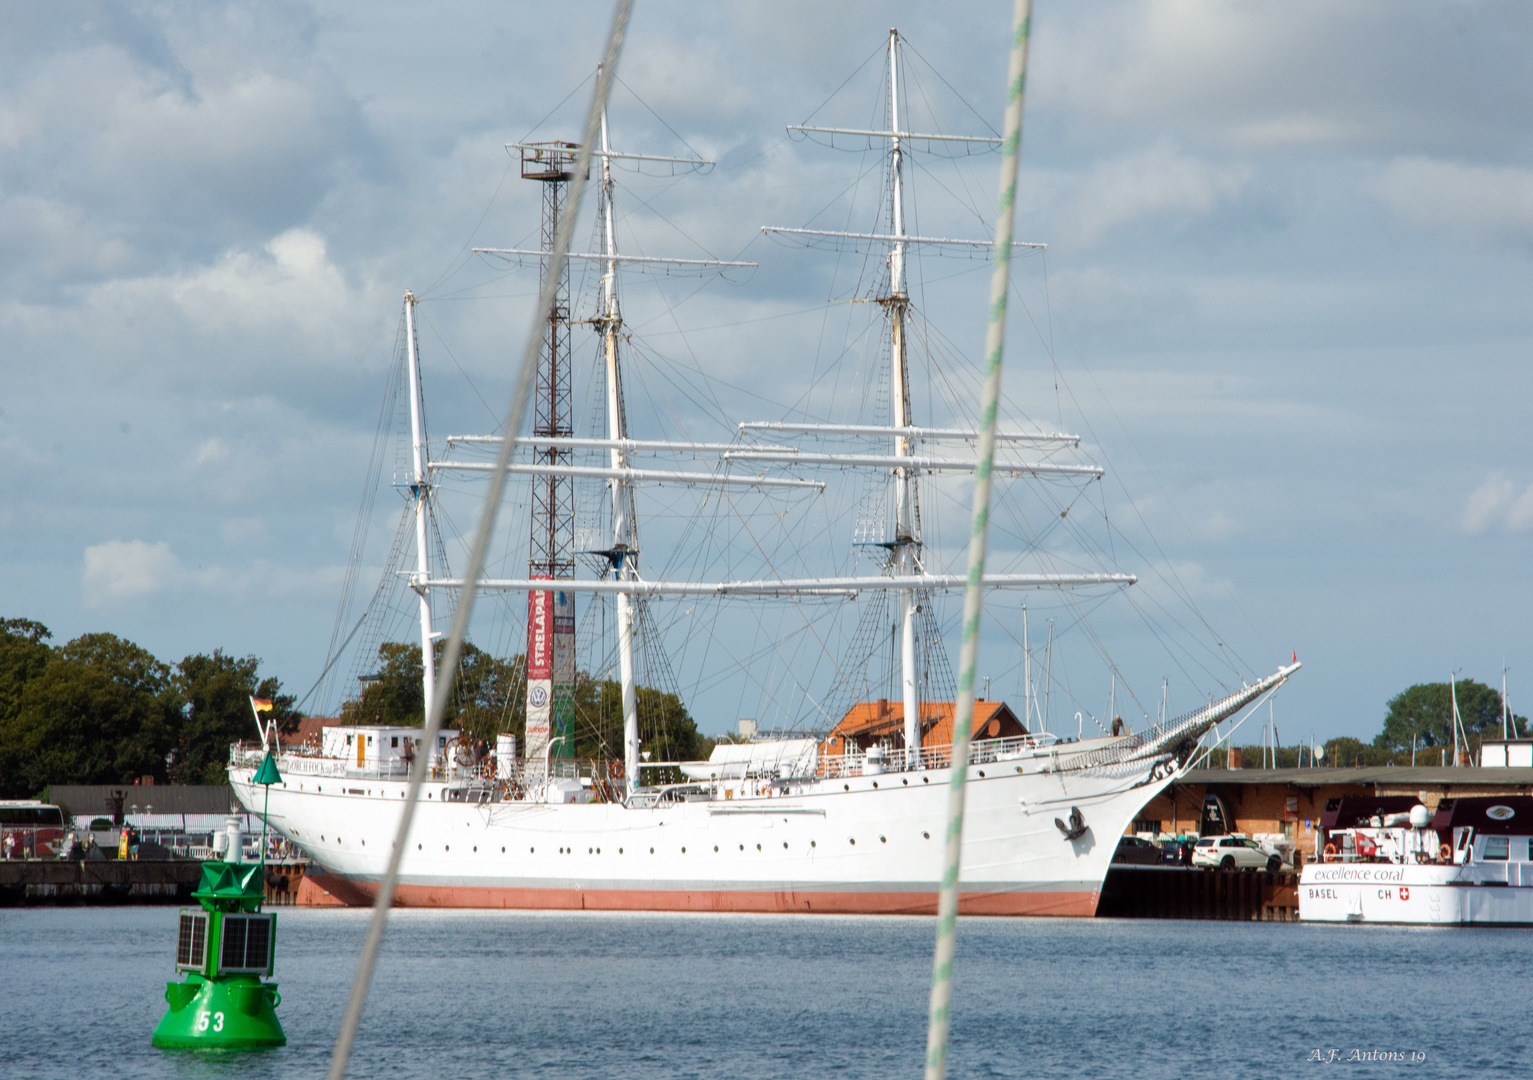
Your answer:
520;142;579;579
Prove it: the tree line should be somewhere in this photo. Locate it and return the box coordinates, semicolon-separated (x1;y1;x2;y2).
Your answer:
342;640;706;765
1201;677;1526;769
0;618;299;797
0;617;705;799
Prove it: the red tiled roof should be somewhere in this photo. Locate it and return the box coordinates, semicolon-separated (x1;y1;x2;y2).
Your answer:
821;699;1025;752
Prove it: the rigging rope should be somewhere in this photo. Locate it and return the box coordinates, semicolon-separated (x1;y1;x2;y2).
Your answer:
924;4;1031;1077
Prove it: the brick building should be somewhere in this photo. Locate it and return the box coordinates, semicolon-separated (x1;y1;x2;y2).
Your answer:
1130;766;1533;857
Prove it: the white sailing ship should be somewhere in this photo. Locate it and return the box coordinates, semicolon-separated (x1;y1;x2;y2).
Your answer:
230;31;1296;915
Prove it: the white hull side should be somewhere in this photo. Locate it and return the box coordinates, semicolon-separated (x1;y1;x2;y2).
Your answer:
231;757;1173;915
1299;863;1533;925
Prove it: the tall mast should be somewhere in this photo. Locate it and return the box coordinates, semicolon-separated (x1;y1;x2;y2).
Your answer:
883;28;922;768
474;96;734;787
403;291;436;715
595;95;641;785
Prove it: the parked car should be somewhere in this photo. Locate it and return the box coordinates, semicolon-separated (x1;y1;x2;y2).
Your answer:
1160;838;1194;865
1112;835;1164;865
1191;835;1282;871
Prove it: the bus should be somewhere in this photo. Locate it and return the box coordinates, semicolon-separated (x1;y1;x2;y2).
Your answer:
0;801;67;859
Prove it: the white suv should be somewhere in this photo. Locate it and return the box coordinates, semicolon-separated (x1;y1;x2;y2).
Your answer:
1191;835;1281;871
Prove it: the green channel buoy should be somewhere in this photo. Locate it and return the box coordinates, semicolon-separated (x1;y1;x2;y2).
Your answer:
153;752;286;1050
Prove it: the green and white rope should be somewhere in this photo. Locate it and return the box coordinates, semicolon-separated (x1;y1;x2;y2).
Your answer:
323;3;634;1076
923;2;1033;1078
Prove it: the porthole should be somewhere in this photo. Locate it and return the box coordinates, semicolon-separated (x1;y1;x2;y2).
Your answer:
597;848;601;854
922;776;929;784
880;836;887;844
843;784;849;791
321;835;326;842
473;846;478;853
588;847;593;855
649;847;655;854
501;847;506;853
923;832;930;840
978;770;986;778
902;778;908;786
1015;766;1023;774
681;847;687;854
361;839;366;846
530;847;535;853
811;840;816;848
619;848;624;854
714;845;719;852
873;781;879;788
756;843;762;851
783;842;788;849
739;844;745;851
417;843;422;850
849;838;856;845
445;845;450;851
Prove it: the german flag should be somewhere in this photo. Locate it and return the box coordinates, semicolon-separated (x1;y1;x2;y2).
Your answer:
250;697;274;712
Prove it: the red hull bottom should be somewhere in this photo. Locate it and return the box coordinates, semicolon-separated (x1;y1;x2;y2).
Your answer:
302;873;1098;917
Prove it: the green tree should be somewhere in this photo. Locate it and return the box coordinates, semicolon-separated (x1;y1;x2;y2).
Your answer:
0;619;55;796
452;648;524;747
342;642;425;727
0;633;179;795
172;651;298;785
1374;679;1525;753
572;673;701;765
340;642;523;744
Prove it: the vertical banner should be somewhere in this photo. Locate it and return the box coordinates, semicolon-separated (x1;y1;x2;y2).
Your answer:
551;588;576;762
524;582;553;774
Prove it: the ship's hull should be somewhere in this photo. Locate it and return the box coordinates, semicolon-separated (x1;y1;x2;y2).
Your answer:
1299;863;1533;925
231;756;1172;915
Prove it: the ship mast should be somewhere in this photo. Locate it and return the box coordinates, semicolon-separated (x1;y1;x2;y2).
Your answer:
594;98;642;785
403;291;436;714
883;29;923;768
463;89;750;787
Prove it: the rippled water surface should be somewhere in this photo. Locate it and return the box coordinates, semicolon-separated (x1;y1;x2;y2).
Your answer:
3;906;1528;1079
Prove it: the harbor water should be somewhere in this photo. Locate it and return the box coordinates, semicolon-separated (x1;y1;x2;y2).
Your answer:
2;907;1527;1079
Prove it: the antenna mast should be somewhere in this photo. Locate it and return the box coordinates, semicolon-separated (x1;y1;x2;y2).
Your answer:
519;141;582;776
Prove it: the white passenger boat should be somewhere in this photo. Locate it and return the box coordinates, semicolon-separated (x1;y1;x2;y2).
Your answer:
1300;795;1533;925
230;30;1296;915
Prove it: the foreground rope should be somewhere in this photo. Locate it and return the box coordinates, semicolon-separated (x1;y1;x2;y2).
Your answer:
324;4;634;1076
923;3;1034;1078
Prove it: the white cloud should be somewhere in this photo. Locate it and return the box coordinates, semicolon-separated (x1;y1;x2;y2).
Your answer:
192;438;229;465
82;539;180;605
1371;157;1533;244
1201;511;1240;543
83;538;345;607
1058;144;1249;246
1463;472;1533;534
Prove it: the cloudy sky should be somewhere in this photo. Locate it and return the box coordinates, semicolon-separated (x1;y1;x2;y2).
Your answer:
4;0;1531;744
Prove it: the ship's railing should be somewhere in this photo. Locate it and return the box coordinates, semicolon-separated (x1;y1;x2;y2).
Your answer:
814;732;1061;778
